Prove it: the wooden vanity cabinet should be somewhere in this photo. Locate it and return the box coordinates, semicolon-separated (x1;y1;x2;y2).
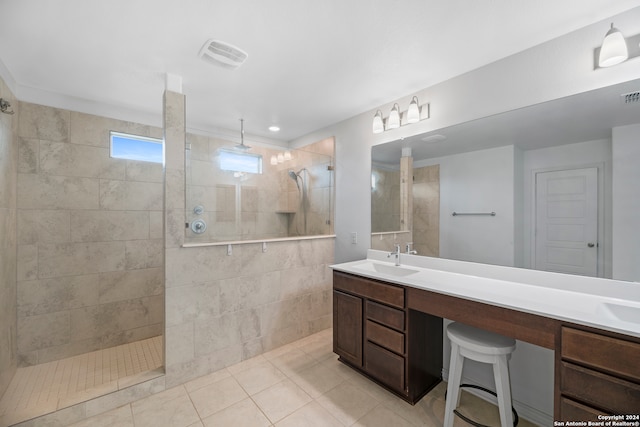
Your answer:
333;271;442;404
559;326;640;421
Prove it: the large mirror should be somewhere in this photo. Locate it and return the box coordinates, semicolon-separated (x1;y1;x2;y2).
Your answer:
372;78;640;281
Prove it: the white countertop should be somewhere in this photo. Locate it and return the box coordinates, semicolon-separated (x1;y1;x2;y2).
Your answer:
330;250;640;339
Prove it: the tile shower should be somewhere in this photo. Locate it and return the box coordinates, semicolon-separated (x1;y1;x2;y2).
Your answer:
0;84;335;426
15;102;164;366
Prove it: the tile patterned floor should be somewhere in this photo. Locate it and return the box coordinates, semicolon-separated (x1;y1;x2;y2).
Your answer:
0;336;163;426
60;329;538;427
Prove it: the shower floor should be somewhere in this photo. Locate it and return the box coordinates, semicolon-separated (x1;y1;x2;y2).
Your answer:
0;335;163;426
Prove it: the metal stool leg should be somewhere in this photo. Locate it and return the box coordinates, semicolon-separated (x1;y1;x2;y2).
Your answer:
493;356;514;427
444;342;465;427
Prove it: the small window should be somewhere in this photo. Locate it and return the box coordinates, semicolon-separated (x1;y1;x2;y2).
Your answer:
110;131;163;163
218;149;263;174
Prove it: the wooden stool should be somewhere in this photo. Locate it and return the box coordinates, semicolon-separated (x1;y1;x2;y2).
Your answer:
444;322;517;427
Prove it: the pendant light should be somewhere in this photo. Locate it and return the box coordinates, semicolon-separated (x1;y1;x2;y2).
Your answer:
599;23;628;68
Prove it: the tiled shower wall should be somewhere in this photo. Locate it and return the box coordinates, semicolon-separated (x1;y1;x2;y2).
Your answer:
370;164;439;256
0;75;18;398
371;167;400;233
371;167;414;252
15;102;164;366
185;134;333;243
164;91;334;388
413;164;439;257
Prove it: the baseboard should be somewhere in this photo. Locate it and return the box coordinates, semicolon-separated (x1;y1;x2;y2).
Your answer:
442;368;553;427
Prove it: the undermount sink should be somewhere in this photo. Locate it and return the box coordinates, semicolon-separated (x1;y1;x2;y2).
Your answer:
599;302;640;324
352;261;419;277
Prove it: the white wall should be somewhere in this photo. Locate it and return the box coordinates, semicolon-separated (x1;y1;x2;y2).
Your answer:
415;145;516;267
612;123;640;282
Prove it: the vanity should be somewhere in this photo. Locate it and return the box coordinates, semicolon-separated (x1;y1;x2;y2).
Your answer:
331;250;640;422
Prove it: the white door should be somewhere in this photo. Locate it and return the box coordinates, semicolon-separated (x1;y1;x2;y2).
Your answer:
535;168;598;276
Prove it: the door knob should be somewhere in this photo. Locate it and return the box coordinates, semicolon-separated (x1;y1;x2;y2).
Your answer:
587;242;595;248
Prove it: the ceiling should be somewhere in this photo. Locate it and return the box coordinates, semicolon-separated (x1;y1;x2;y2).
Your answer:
1;0;639;142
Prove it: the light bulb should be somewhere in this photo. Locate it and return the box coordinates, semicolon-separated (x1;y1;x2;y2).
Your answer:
599;23;628;68
387;104;400;129
407;96;420;123
372;110;384;134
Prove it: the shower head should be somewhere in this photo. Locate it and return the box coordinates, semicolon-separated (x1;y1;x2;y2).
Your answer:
288;170;301;190
235;118;251;151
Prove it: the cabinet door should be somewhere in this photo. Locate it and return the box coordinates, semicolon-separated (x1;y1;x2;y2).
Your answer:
333;290;363;367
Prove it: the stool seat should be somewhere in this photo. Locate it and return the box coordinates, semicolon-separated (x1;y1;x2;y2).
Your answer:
444;322;517;427
447;322;516;356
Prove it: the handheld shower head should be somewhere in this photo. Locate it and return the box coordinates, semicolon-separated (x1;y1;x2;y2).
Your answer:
288;170;301;190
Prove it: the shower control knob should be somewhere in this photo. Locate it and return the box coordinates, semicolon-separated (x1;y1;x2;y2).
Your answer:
191;219;207;234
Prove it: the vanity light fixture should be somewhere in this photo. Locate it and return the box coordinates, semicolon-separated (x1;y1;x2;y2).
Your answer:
599;23;628;67
387;103;401;129
371;97;430;134
270;150;292;166
595;23;640;69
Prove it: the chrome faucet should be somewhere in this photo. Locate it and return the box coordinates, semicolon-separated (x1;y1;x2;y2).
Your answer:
388;244;401;266
405;242;417;255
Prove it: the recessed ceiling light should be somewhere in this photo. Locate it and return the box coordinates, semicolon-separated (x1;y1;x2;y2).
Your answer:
268;126;280;132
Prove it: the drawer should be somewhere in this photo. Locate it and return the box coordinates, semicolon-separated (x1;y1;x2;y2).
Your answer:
366;300;404;331
561;361;640;414
562;327;640;382
560;397;610;422
366;320;404;355
334;272;404;308
365;341;405;393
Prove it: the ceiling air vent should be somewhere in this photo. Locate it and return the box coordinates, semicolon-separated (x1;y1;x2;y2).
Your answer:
621;91;640;104
199;40;248;70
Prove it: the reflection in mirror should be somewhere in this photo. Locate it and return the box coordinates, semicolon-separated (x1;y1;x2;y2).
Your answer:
371;165;401;233
371;159;440;257
186;136;334;243
372;78;640;282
